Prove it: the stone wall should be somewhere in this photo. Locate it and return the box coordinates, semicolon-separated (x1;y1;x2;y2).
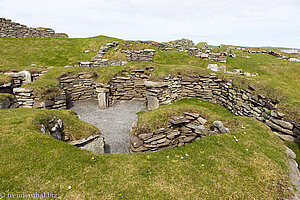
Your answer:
122;49;155;62
167;38;195;50
98;72;300;143
11;70;299;143
130;113;229;152
139;41;169;51
0;18;68;38
60;72;97;102
13;88;66;109
3;70;47;88
188;48;227;62
78;42;155;67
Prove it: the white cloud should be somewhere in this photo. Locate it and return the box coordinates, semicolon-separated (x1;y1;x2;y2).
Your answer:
1;0;300;48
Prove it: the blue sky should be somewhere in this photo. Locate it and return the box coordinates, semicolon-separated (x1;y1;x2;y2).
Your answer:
1;0;300;48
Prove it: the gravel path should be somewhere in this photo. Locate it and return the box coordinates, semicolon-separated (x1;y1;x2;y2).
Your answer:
70;100;146;154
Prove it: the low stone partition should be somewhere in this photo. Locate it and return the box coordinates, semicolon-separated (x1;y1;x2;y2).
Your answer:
92;42;119;62
130;112;229;152
79;60;124;67
106;70;150;105
139;41;168;51
13;88;67;109
0;18;68;38
188;48;227;62
167;38;195;50
122;49;155;62
2;70;47;88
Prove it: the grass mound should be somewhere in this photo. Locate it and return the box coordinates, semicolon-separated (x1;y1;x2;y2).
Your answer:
0;99;293;199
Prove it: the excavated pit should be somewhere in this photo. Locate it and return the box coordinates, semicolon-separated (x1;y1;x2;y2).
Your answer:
70;100;146;154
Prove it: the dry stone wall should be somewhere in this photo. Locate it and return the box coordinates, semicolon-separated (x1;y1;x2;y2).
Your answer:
78;41;155;67
121;49;155;62
188;48;227;62
13;88;67;109
60;72;97;102
9;70;299;144
0;18;68;38
130;113;229;152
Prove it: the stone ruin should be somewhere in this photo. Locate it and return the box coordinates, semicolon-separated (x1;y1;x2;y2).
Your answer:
40;115;104;153
130;112;230;152
188;48;227;62
0;18;68;38
167;38;195;50
78;41;156;67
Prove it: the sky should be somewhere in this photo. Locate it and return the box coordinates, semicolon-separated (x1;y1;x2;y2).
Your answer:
1;0;300;48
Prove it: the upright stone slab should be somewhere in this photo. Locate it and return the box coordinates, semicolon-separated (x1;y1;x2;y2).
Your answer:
98;92;108;109
147;95;159;110
19;70;32;83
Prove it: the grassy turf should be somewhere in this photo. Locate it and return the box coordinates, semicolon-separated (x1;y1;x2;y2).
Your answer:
0;74;11;85
0;36;120;71
0;99;293;199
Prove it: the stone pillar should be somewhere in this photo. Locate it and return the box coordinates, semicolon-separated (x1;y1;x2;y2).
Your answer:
146;95;159;111
98;92;108;109
19;70;32;83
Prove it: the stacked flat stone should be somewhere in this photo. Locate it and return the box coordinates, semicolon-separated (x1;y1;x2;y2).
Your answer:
107;70;150;105
92;42;119;62
3;71;47;88
12;88;66;109
130;112;230;152
167;38;195;50
0;18;68;38
79;42;125;67
122;49;155;62
13;88;34;108
188;48;227;62
11;70;300;142
138;41;168;51
60;72;97;101
241;49;292;61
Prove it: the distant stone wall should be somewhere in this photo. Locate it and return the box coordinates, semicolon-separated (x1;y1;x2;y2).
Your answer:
167;38;195;50
121;49;155;62
0;18;68;38
188;48;227;62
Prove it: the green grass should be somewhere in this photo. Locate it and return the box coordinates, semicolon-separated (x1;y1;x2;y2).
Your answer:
0;93;13;102
226;51;300;120
103;41;156;61
284;141;300;170
195;42;208;48
0;36;121;71
0;99;293;199
0;74;11;85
